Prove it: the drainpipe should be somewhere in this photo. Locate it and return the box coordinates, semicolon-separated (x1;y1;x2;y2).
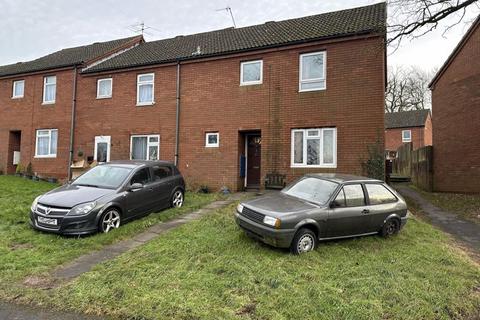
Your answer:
67;65;79;181
174;61;181;166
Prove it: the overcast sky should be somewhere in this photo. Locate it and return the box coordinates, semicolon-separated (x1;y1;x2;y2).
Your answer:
0;0;478;72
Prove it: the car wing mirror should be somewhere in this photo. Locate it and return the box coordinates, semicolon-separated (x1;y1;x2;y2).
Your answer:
129;183;144;191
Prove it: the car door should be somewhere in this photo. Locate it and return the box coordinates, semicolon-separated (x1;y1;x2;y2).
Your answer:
327;184;371;237
363;183;400;232
125;168;155;218
150;165;175;209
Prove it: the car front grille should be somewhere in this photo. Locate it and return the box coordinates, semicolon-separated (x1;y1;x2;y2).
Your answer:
240;206;265;224
36;204;70;216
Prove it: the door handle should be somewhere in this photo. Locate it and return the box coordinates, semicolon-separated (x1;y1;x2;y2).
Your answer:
362;209;370;214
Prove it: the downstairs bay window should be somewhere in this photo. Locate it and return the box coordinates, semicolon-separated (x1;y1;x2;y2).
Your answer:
130;134;159;160
291;128;336;168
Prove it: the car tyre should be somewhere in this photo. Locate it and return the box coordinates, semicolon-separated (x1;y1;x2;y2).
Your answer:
99;208;121;233
381;218;399;237
290;228;316;255
171;189;184;208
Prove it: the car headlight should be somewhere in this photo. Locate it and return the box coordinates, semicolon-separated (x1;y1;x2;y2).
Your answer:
31;196;41;212
237;203;244;213
263;215;281;228
68;202;96;216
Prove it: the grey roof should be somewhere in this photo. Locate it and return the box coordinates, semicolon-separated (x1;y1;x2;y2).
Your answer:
84;2;386;73
0;36;142;77
385;110;431;129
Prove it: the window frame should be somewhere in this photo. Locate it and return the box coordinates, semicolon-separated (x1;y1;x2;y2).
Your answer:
130;134;160;161
240;60;263;86
205;132;219;148
12;80;25;99
332;183;367;208
97;78;113;99
35;128;58;158
299;51;326;92
136;73;155;106
402;130;412;142
290;128;337;168
364;183;398;205
42;76;56;104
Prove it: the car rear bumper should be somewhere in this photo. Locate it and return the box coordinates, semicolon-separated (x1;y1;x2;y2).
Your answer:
30;210;98;235
235;212;295;248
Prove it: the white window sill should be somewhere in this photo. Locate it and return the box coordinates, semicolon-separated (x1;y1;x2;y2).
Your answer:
291;164;337;169
240;81;262;86
136;102;155;107
42;101;55;105
12;96;24;99
205;145;219;148
402;140;412;143
298;87;326;93
96;96;112;100
34;155;57;159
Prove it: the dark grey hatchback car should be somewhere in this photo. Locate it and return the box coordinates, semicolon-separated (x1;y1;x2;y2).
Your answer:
235;174;407;254
30;160;185;235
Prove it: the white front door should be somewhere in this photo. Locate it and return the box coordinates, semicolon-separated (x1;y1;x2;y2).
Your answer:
94;136;111;163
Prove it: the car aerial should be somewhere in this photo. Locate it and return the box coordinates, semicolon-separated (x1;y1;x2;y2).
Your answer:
30;160;185;235
235;174;408;254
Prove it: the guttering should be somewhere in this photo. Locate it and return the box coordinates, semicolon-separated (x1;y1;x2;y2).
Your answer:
68;65;79;180
174;61;181;166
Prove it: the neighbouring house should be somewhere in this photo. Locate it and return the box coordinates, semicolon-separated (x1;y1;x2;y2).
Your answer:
384;109;432;158
428;15;480;193
0;3;387;191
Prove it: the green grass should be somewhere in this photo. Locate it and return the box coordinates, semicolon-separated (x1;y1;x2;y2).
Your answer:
0;175;218;294
22;203;480;319
410;185;480;225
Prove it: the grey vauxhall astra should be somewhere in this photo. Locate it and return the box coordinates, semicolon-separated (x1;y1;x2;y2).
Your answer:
30;161;185;235
235;174;408;254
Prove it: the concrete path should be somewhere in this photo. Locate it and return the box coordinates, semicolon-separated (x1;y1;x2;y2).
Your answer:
394;185;480;255
0;301;105;320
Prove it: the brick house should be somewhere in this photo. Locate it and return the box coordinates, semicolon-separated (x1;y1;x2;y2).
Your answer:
429;15;480;193
385;109;432;158
0;3;387;191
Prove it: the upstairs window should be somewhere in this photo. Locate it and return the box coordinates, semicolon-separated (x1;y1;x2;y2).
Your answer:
205;132;219;147
299;51;326;92
131;134;159;160
240;60;263;85
35;129;58;158
43;76;56;104
402;130;411;142
291;128;336;168
12;80;25;98
97;78;112;99
137;73;154;105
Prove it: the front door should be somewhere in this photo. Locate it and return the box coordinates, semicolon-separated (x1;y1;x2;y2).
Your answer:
246;135;261;187
94;136;111;163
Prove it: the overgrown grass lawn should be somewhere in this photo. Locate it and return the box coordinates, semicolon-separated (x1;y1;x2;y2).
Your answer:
0;175;217;293
37;204;480;319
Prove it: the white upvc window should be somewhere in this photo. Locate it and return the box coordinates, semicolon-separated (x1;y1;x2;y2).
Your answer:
299;51;326;92
43;76;56;104
35;129;58;158
137;73;154;106
205;132;219;147
402;130;412;142
130;134;159;160
291;128;336;168
240;60;263;85
12;80;25;98
97;78;112;99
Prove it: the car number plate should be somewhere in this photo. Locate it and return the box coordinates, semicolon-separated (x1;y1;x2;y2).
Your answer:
38;216;57;226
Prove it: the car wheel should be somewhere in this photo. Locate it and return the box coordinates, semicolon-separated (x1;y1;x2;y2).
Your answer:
381;218;399;237
99;208;121;233
171;189;184;208
290;228;316;255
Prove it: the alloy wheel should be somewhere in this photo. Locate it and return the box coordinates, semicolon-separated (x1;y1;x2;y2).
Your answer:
102;210;121;233
297;234;315;253
385;220;396;235
172;191;184;208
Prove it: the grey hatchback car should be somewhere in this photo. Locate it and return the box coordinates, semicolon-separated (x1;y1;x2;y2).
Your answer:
235;174;407;254
30;160;185;235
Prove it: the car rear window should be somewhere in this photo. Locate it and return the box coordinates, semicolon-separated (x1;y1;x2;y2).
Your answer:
365;184;397;205
334;184;366;207
152;166;172;180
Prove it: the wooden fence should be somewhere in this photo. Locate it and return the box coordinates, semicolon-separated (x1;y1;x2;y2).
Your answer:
392;143;433;192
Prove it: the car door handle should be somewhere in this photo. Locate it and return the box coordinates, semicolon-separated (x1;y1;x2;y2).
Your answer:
362;209;370;214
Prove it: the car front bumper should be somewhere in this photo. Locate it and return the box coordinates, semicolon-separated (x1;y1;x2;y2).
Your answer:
235;212;295;248
30;209;99;235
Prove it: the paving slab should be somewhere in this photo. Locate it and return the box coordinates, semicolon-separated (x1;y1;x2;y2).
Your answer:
0;301;105;320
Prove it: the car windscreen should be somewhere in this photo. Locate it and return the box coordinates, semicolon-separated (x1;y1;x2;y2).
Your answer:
282;177;338;205
72;165;132;189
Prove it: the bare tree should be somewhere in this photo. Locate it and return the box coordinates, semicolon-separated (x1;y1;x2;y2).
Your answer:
385;66;435;113
388;0;480;48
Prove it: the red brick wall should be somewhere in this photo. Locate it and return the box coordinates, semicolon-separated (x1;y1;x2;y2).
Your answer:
432;23;480;193
0;69;74;179
385;126;426;152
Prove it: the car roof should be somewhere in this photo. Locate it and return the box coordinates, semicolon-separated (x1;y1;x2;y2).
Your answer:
305;173;383;184
102;160;174;169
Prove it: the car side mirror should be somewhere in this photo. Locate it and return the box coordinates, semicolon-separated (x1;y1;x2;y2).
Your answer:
129;183;144;191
